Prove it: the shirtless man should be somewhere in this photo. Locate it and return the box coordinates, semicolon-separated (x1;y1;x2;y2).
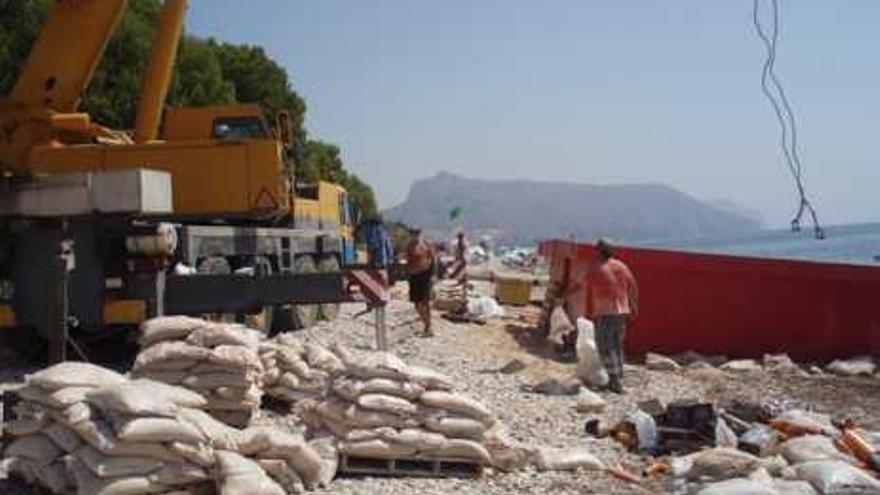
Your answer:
405;228;436;336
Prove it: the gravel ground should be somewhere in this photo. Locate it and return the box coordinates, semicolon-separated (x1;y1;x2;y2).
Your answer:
2;285;879;494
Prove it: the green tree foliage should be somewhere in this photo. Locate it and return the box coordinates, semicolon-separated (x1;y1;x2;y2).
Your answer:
0;0;51;95
0;0;376;215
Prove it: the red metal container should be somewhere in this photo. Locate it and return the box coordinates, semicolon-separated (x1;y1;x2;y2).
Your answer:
539;239;880;360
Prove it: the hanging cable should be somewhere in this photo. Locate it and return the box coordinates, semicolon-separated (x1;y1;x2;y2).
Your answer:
752;0;824;239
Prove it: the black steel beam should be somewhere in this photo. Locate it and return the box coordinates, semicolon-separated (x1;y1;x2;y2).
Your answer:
161;272;349;314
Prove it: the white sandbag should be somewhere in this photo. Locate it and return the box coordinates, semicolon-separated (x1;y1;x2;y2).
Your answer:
423;439;493;464
136;370;188;385
258;459;305;495
44;422;83;452
780;435;854;465
402;365;455;391
575;318;609;387
688;448;762;482
423;414;487;440
182;373;254;390
273;334;305;353
346;427;391;443
149;462;209;486
384;428;448;450
535;446;604;471
483;424;538;472
361;377;424;400
339;438;417;459
177;408;243;451
215;450;286;495
66;456;168;495
793;460;880;495
134;359;199;373
76;445;164;478
214;385;261;403
304;343;345;374
696;478;778;495
169;441;216;468
186;323;261;349
87;384;178;418
208;345;262;371
51;386;96;407
117;417;207;444
345;405;420;429
50;401;94;427
140;315;207;347
342;351;409;381
357;393;418;416
64;414;181;461
209;410;253;429
28;362;125;391
4;434;62;466
420;391;493;421
237;427;325;486
130;379;209;409
135;341;212;370
15;384;63;408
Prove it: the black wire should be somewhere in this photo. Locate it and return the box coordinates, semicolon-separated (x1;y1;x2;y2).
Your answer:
752;0;824;239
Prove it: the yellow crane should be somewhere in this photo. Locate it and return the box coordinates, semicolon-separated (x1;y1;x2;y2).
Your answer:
0;0;366;359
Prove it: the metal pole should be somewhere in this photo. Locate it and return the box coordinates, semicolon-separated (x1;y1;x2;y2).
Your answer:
375;303;387;351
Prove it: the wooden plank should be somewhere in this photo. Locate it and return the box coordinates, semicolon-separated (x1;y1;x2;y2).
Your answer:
339;454;483;478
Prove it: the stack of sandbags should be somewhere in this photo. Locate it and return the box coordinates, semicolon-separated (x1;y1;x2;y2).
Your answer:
296;346;517;468
132;316;265;427
259;334;346;406
3;362;215;494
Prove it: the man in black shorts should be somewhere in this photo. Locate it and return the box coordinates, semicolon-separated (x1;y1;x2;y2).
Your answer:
406;228;435;336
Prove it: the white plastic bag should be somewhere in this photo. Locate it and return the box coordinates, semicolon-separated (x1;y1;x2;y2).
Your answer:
575;318;608;387
467;296;505;318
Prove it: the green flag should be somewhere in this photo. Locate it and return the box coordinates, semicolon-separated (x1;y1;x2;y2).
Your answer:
449;206;464;221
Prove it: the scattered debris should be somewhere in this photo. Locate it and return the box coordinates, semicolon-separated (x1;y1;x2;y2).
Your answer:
720;359;763;373
826;356;877;377
574;388;608;414
646;353;681;372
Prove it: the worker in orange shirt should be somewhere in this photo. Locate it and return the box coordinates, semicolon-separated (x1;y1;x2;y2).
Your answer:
585;239;639;394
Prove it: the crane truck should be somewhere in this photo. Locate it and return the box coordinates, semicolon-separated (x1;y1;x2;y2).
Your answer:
0;0;385;362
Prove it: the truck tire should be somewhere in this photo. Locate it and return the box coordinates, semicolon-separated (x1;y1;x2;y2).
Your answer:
292;255;319;329
197;256;234;323
317;256;341;321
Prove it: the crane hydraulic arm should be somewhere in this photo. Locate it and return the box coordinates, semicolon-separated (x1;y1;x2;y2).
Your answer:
0;0;188;174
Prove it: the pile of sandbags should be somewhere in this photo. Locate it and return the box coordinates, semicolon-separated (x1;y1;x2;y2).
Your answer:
3;361;336;494
132;316;265;427
3;362;214;494
296;345;536;470
259;334;345;406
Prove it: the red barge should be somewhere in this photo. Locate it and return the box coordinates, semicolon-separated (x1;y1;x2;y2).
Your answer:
539;239;880;361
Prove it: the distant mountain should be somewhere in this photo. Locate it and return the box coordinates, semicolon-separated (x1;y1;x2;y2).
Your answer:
385;172;762;244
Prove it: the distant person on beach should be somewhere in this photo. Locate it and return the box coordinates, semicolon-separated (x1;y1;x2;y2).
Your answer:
406;228;436;337
585;238;639;394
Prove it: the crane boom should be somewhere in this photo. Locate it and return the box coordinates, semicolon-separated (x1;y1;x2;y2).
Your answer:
7;0;129;112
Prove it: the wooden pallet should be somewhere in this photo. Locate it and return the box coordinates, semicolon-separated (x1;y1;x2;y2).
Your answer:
338;454;484;478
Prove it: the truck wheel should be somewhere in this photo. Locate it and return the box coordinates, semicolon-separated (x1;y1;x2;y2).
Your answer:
292;255;318;329
317;256;341;321
244;256;274;334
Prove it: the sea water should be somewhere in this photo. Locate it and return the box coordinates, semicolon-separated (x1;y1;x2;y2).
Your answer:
636;223;880;266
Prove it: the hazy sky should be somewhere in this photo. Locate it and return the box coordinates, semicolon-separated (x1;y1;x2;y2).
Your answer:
188;1;880;227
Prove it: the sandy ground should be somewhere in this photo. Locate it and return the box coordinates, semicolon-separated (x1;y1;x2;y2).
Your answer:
2;279;879;494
